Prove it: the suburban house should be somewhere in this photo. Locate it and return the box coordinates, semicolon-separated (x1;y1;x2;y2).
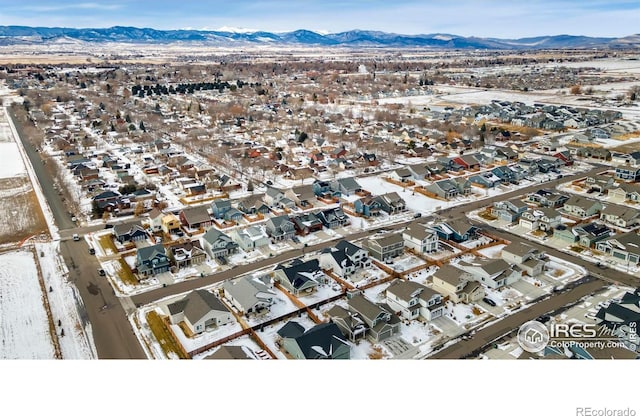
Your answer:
599;205;640;228
265;215;296;241
388;167;414;183
594;290;640;352
429;219;477;243
316;207;349;229
518;208;562;232
527;189;569;208
326;305;367;342
457;258;523;289
179;205;213;230
432;264;484;304
231;226;270;251
320;240;371;278
501;241;547;277
426;179;460;199
277;321;350;359
207;345;257;360
161;213;182;235
264;186;286;207
113;222;148;243
147;208;164;232
312;180;337;198
354;195;382;217
167;289;233;335
136;244;171;277
562;196;603;218
237;194;270;216
168;240;207;269
292;212;323;235
223;275;275;316
573;223;614;248
373;192;407;215
347;293;401;342
402;225;439;253
469;173;502;188
615;166;640;182
585;176;616;193
406;163;430;180
285;185;316;208
452;154;481;170
273;258;323;296
210;199;232;219
595;231;640;266
201;228;239;260
608;183;640;204
491;199;528;222
365;233;405;262
385;280;446;321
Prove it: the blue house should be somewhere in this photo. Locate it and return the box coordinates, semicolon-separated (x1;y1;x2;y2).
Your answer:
615;166;640;182
211;199;232;219
354;196;382;217
136;244;171;277
313;180;338;198
429;219;477;243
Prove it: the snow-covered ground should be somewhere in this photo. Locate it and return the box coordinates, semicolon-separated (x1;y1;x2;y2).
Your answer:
0;142;26;178
0;249;56;359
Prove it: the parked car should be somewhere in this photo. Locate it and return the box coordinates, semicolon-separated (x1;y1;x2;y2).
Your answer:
596;262;608;269
98;269;106;277
413;213;422;218
536;315;551;324
104;224;114;229
88;248;96;255
482;297;497;307
72;234;80;241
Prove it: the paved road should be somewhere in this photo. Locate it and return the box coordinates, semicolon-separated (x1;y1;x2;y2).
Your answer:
60;239;146;359
7;108;76;230
430;277;607;359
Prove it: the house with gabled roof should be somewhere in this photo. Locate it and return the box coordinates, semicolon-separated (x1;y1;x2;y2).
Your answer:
264;186;286;207
457;258;522;289
223;275;275;316
426;179;459;199
501;241;547;277
136;244;170;277
331;177;361;196
614;166;640;182
596;231;640;266
519;207;562;231
527;189;569;208
402;224;439;253
365;233;404;262
273;259;323;296
563;196;603;218
354;195;382;217
599;204;640;228
432;264;484;304
385;280;445;321
292;212;323;235
429;219;477;243
491;199;528;223
113;222;148;243
285;185;316;208
373;192;407;215
237;194;270;216
265;215;295;241
608;183;640;204
202;228;239;259
452;154;481;170
210;199;232;219
316;207;349;229
167;289;233;335
231;226;270;251
179;205;213;230
326;305;367;342
278;321;350;359
388;167;413;183
347;294;401;342
169;240;207;269
573;223;613;248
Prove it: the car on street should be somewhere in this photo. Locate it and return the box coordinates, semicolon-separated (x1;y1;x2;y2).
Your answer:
89;248;96;255
98;269;106;276
72;234;80;241
536;315;551;324
482;297;497;307
596;262;608;269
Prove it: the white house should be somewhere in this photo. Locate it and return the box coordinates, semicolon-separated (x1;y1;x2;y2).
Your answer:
402;225;439;253
167;290;233;335
457;258;522;289
223;275;275;316
385;280;445;321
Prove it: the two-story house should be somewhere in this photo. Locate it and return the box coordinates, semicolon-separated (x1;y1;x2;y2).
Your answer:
347;294;401;342
385;280;445;321
402;225;439;253
365;233;404;262
432;264;484;304
136;244;171;277
202;228;239;260
273;259;324;296
265;215;296;241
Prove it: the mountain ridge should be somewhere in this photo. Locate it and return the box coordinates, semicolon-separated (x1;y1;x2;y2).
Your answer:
0;25;638;49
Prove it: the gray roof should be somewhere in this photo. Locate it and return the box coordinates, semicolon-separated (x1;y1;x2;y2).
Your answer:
169;289;230;324
223;275;274;311
336;176;362;192
502;241;536;258
369;232;404;248
403;225;437;241
462;258;511;276
433;264;467;286
206;345;254;360
386;280;433;303
202;227;233;246
348;294;388;323
137;243;166;262
180;205;211;225
601;204;640;221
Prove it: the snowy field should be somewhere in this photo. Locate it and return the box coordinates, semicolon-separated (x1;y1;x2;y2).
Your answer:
0;249;56;359
0;142;26;178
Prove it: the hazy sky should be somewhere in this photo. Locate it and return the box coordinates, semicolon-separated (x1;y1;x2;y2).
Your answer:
0;0;638;38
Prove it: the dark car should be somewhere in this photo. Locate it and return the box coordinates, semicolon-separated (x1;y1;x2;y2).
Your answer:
482;297;497;307
104;223;114;229
596;262;608;269
536;315;551;324
98;269;106;277
89;248;96;255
